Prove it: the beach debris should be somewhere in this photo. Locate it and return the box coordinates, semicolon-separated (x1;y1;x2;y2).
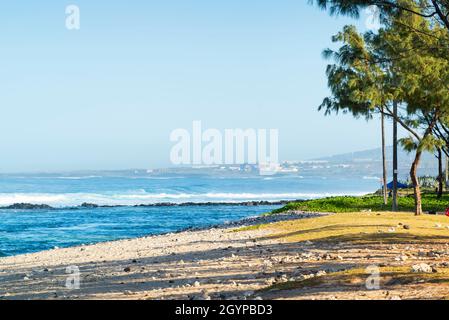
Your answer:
123;290;135;296
395;255;408;262
411;263;433;273
200;289;211;300
262;260;273;268
435;223;443;228
193;281;201;287
323;254;333;260
403;225;411;230
300;274;315;280
123;267;131;272
275;274;288;283
388;227;396;233
315;270;327;277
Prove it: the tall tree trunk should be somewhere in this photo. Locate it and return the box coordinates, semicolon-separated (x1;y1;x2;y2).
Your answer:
410;150;423;216
438;148;443;198
410;113;438;216
392;102;398;211
381;109;388;205
446;152;449;191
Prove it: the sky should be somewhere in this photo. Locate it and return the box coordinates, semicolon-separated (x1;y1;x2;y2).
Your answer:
0;1;402;172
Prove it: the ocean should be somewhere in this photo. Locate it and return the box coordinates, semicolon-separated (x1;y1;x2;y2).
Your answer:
0;172;379;256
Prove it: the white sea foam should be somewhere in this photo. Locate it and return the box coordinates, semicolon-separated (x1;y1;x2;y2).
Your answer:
363;176;381;180
0;191;370;207
56;176;102;180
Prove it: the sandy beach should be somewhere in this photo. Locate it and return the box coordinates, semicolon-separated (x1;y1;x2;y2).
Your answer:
2;211;449;300
0;212;321;300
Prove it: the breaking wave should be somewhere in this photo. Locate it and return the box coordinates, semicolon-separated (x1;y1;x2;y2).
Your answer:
0;191;369;208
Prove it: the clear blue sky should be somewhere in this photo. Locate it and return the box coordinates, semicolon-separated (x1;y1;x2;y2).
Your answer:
0;1;398;172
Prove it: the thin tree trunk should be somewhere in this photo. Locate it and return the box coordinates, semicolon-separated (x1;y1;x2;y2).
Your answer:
410;150;423;216
392;102;398;211
381;109;388;205
410;113;438;216
438;148;443;198
444;153;449;191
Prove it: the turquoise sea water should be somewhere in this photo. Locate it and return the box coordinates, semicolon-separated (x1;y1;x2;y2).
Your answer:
0;205;278;257
0;173;379;256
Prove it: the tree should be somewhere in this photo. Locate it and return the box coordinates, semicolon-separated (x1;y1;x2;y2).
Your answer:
388;12;449;214
437;147;443;197
380;107;388;205
320;10;449;215
312;0;449;32
381;106;388;204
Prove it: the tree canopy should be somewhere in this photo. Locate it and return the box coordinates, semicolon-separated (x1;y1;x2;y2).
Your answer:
312;0;449;31
320;7;449;214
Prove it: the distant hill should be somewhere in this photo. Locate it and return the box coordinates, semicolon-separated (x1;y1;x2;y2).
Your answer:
314;146;440;179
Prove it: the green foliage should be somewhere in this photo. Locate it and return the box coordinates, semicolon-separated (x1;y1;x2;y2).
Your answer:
319;3;449;215
406;175;439;188
399;136;418;152
311;0;449;35
271;193;449;214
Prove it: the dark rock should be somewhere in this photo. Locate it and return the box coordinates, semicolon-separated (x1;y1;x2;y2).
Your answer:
80;203;99;208
2;203;53;210
124;267;131;272
403;225;410;230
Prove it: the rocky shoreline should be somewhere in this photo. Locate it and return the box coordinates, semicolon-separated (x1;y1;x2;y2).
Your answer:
0;200;294;210
0;210;327;300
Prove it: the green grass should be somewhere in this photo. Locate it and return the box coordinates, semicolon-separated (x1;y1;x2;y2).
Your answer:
271;193;449;214
259;212;449;244
245;212;449;299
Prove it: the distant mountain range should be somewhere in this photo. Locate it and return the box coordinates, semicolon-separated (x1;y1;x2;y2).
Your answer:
2;147;441;180
313;146;440;179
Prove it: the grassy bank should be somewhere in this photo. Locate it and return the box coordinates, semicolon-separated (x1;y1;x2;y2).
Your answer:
272;193;449;214
247;212;449;299
260;211;449;244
